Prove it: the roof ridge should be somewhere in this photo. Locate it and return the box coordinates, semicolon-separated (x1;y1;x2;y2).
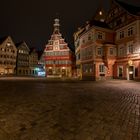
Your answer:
115;0;140;16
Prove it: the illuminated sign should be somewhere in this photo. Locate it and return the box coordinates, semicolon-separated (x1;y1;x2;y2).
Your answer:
128;60;133;66
38;71;45;76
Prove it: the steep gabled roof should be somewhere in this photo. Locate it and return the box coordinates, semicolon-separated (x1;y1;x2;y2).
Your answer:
29;47;38;54
16;41;30;51
37;50;44;59
89;19;110;29
15;41;24;47
78;19;111;36
115;0;140;16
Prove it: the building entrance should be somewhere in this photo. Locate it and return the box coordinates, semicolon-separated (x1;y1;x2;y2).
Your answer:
118;67;123;78
62;69;66;77
48;69;53;75
128;66;134;80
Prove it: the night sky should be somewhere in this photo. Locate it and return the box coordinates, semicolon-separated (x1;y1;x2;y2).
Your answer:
0;0;139;51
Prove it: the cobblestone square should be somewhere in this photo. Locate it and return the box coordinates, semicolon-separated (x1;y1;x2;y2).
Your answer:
0;78;140;140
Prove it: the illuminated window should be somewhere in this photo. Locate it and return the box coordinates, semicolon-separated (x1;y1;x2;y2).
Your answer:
99;64;105;73
1;48;4;51
6;42;11;46
55;46;58;50
19;50;24;53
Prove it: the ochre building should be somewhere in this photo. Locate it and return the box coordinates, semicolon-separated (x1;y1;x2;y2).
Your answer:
0;36;17;75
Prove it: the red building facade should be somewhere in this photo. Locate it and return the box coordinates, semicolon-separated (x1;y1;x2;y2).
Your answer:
44;19;74;78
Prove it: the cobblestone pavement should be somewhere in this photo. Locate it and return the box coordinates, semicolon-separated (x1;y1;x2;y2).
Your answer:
0;78;140;140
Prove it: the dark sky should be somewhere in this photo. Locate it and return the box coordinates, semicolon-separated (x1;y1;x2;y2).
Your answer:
0;0;140;51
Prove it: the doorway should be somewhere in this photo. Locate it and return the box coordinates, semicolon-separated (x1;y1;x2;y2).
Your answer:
118;67;123;78
128;66;134;80
62;69;66;77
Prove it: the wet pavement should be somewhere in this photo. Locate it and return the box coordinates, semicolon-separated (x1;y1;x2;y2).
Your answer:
0;78;140;140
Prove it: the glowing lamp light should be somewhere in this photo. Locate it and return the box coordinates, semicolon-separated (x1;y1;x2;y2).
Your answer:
129;71;133;74
138;46;140;52
128;60;133;66
99;11;102;15
35;68;40;71
62;67;66;69
38;71;45;76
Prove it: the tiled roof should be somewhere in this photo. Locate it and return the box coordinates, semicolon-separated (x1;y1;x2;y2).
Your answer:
15;41;24;48
78;20;110;36
115;0;140;16
37;50;44;59
89;20;110;29
29;47;37;54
